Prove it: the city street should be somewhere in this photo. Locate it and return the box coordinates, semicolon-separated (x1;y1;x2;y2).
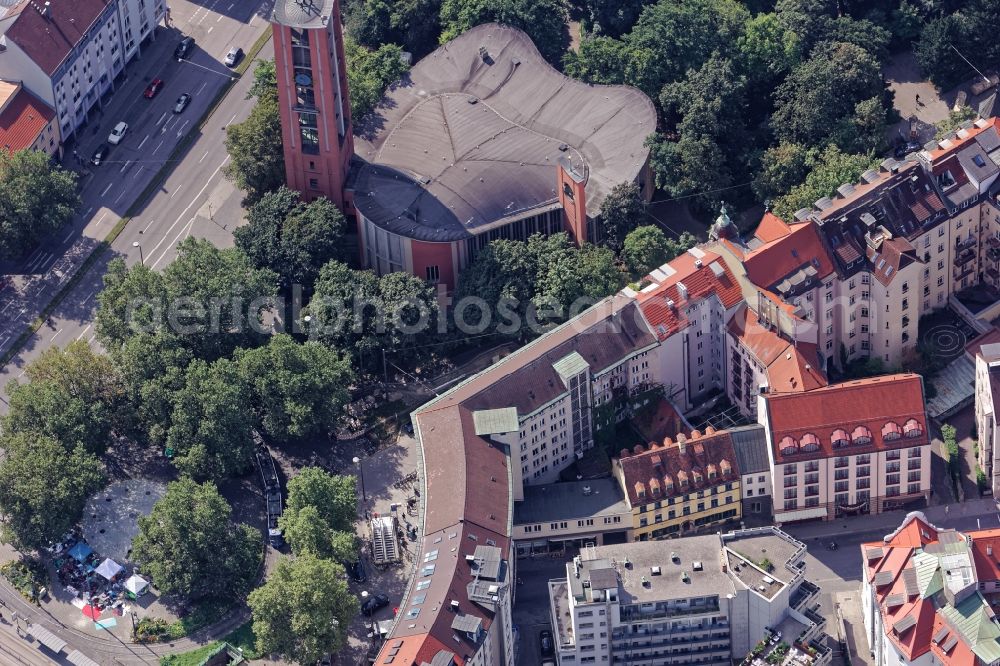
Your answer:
0;1;272;411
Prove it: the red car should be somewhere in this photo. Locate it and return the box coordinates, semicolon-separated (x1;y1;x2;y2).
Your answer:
143;78;164;99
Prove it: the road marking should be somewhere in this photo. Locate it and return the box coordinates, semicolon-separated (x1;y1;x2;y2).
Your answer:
84;206;94;217
88;334;96;344
179;119;189;134
156;112;168;126
138;134;150;150
197;82;207;95
62;230;74;244
146;158;229;265
28;252;49;272
24;248;42;266
228;112;238;125
217;13;224;21
82;291;95;306
142;217;158;233
101;183;113;197
154;216;197;269
249;14;256;26
207;26;213;34
153;139;164;155
171;184;183;199
1;301;11;314
0;335;9;348
133;167;142;179
199;150;210;163
96;211;108;226
77;324;92;341
17;370;25;379
37;284;47;296
49;328;62;342
115;188;126;203
42;254;57;271
119;160;132;173
227;2;233;8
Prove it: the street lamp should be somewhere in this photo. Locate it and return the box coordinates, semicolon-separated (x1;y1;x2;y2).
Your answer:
133;240;144;266
353;456;367;503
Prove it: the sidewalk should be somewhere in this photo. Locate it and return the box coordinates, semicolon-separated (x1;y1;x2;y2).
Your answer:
782;497;999;542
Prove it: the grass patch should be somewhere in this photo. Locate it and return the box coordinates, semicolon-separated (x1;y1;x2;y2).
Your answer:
224;621;260;660
0;559;47;603
136;597;234;643
159;641;223;666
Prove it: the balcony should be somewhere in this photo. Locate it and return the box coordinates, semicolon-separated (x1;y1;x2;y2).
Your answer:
955;265;975;281
790;580;820;612
955;248;976;267
956;235;977;251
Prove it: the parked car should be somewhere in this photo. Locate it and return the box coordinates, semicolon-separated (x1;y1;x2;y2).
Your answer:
91;143;110;165
107;122;128;145
174;93;192;114
224;47;243;67
362;593;390;616
143;78;165;99
174;36;194;60
540;630;554;657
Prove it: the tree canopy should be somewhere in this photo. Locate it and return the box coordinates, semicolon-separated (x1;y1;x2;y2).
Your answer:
234;334;353;444
284;467;358;533
279;504;357;562
0;149;79;259
343;0;443;58
439;0;570;65
346;38;410;121
598;182;645;250
771;145;878;221
224;60;285;205
0;433;104;552
237;187;348;293
621;226;697;278
132;478;260;599
248;555;358;664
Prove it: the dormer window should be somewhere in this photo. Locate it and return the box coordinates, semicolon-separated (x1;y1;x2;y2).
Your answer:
852;426;873;446
882;422;902;442
800;433;820;453
832;429;850;448
904;419;924;438
780;436;798;456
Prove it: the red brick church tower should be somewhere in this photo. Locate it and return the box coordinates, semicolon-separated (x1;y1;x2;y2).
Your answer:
270;0;353;209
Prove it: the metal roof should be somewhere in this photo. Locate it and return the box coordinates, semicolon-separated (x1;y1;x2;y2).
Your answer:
873;570;894;587
66;651;101;666
472;407;519;436
28;623;66;652
552;351;589;381
352;23;656;243
450;613;482;634
729;424;770;475
271;0;332;28
893;614;917;634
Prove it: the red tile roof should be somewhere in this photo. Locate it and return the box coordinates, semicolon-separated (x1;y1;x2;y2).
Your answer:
763;374;928;464
617;427;738;506
635;250;743;340
925;117;1000;161
753;212;792;243
727;306;828;393
741;215;835;289
970;528;1000;585
5;0;113;77
0;85;54;153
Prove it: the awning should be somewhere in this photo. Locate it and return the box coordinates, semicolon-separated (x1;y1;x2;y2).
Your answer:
124;574;149;595
95;558;123;581
67;650;101;666
27;623;66;652
776;506;828;523
67;542;92;562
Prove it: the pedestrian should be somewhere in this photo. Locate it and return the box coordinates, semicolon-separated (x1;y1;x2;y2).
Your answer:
915;93;921;106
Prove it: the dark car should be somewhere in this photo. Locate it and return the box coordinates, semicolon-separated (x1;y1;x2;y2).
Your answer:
91;143;109;166
348;559;367;583
361;593;389;616
174;93;191;114
540;630;554;657
143;78;165;99
175;36;194;60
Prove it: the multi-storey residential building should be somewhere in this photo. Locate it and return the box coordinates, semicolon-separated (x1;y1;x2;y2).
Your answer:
625;246;744;413
974;342;1000;496
0;79;59;156
759;374;932;524
548;527;830;666
0;0;164;143
862;512;1000;666
730;423;774;519
612;427;741;540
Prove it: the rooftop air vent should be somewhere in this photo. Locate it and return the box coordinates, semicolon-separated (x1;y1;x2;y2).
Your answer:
651;566;662;576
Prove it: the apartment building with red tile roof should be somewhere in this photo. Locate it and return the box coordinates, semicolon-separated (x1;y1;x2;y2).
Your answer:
862;512;1000;666
0;80;59;156
612;426;741;540
759;374;931;523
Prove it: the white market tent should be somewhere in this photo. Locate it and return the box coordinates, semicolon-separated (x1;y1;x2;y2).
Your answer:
95;558;124;581
124;574;149;596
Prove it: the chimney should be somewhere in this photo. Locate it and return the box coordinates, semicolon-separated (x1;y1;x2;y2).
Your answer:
676;433;686;454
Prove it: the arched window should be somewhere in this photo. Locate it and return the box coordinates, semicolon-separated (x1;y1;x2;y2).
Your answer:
800;433;821;453
831;429;850;448
904;419;923;438
882;422;902;442
852;426;872;446
780;436;798;456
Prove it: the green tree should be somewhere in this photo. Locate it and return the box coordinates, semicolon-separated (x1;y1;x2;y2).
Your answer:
0;433;104;552
573;0;650;37
736;12;801;87
344;0;443;58
235;334;353;444
0;150;79;259
285;467;357;533
935;106;979;139
439;0;570;65
598;182;645;251
96;259;170;350
563;36;631;85
753;142;810;202
132;478;260;599
237;187;348;293
279;504;358;561
772;145;877;221
166;358;255;481
309;260;383;365
224;60;285;205
2;341;127;455
374;271;440;367
621;226;696;278
248;555;358;664
771;41;885;150
346;37;410;121
534;242;622;315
